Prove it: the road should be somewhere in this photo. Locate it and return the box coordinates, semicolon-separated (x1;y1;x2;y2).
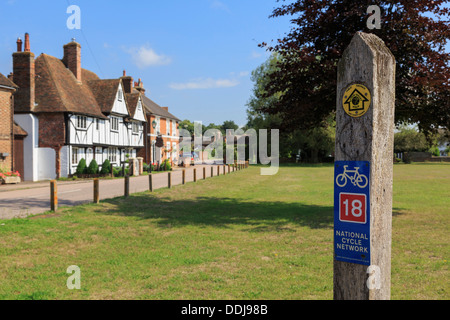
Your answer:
0;165;230;220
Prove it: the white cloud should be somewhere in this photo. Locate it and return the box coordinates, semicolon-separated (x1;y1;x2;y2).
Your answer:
126;45;171;68
169;77;240;90
210;0;231;13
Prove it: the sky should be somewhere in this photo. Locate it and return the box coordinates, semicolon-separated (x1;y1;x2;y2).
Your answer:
0;0;293;127
0;1;447;128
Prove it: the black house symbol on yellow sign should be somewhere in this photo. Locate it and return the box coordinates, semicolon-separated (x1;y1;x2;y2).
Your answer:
344;88;369;113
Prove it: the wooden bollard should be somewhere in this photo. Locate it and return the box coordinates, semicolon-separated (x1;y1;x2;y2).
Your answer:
223;165;226;175
211;166;214;177
50;180;57;212
168;172;172;188
182;170;186;185
228;165;230;174
334;32;396;300
149;173;153;192
203;167;206;180
124;176;130;197
93;178;99;204
217;165;220;176
194;168;197;182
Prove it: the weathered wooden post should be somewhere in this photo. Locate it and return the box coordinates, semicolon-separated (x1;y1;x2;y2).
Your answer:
193;168;197;182
50;180;57;212
228;165;230;174
203;167;206;180
168;172;172;188
93;178;100;204
149;173;153;192
211;166;214;177
217;165;220;176
334;32;396;300
124;176;130;197
182;169;186;185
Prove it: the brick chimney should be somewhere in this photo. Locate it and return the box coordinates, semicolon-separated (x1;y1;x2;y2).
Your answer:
121;70;133;94
63;39;82;82
134;78;146;94
13;33;35;113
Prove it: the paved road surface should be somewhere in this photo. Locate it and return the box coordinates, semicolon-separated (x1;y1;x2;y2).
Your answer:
0;165;231;220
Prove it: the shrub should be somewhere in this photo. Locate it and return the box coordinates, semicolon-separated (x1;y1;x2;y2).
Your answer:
112;166;122;177
100;159;111;174
162;159;172;171
87;159;99;175
76;159;87;175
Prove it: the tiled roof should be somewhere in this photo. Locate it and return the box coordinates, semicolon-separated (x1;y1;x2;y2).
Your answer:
125;92;140;119
34;54;106;119
141;94;180;121
0;72;17;89
87;79;122;114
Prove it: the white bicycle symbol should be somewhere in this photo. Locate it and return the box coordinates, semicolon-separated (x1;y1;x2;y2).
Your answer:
336;165;368;189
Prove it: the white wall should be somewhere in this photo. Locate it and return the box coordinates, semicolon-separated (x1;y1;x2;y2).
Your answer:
14;114;39;182
37;148;56;181
60;146;70;178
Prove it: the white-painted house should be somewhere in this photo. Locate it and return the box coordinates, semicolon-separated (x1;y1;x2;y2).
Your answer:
12;35;146;181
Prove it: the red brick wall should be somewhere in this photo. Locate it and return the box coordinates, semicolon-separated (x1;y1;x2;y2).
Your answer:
0;90;13;171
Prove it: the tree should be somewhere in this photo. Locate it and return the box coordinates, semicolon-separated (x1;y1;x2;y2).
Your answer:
221;120;239;133
247;54;335;162
260;0;450;133
394;124;429;153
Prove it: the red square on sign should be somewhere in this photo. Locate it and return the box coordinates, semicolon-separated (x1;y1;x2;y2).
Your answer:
339;193;367;224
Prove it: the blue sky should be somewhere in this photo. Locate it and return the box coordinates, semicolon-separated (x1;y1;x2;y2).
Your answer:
0;1;447;127
0;0;292;127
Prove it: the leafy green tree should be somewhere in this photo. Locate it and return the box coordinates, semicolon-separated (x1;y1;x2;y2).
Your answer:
259;0;449;133
247;54;335;162
394;124;429;153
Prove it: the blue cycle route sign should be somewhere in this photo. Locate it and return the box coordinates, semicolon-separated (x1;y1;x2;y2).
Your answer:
334;161;371;266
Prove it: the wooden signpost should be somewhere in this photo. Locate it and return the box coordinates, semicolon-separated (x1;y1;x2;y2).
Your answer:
93;179;99;204
334;32;396;300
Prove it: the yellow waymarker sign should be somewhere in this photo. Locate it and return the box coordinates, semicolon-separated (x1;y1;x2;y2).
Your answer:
342;84;371;118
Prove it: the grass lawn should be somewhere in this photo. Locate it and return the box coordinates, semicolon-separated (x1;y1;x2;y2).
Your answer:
0;163;448;300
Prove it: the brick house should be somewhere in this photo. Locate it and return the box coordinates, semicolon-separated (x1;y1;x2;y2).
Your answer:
0;73;18;172
136;85;181;166
11;34;147;181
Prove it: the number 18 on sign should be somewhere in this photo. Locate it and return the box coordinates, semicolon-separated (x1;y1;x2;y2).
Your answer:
334;161;370;266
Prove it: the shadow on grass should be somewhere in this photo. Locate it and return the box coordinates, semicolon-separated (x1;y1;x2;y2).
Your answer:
95;193;334;231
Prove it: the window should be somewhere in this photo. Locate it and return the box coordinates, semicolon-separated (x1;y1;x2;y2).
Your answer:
167;120;171;136
72;148;79;165
132;122;139;134
77;116;87;129
172;121;177;136
155;117;160;135
118;89;123;101
111;117;119;131
108;147;118;163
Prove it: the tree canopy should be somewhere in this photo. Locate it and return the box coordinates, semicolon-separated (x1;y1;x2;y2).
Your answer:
259;0;449;132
